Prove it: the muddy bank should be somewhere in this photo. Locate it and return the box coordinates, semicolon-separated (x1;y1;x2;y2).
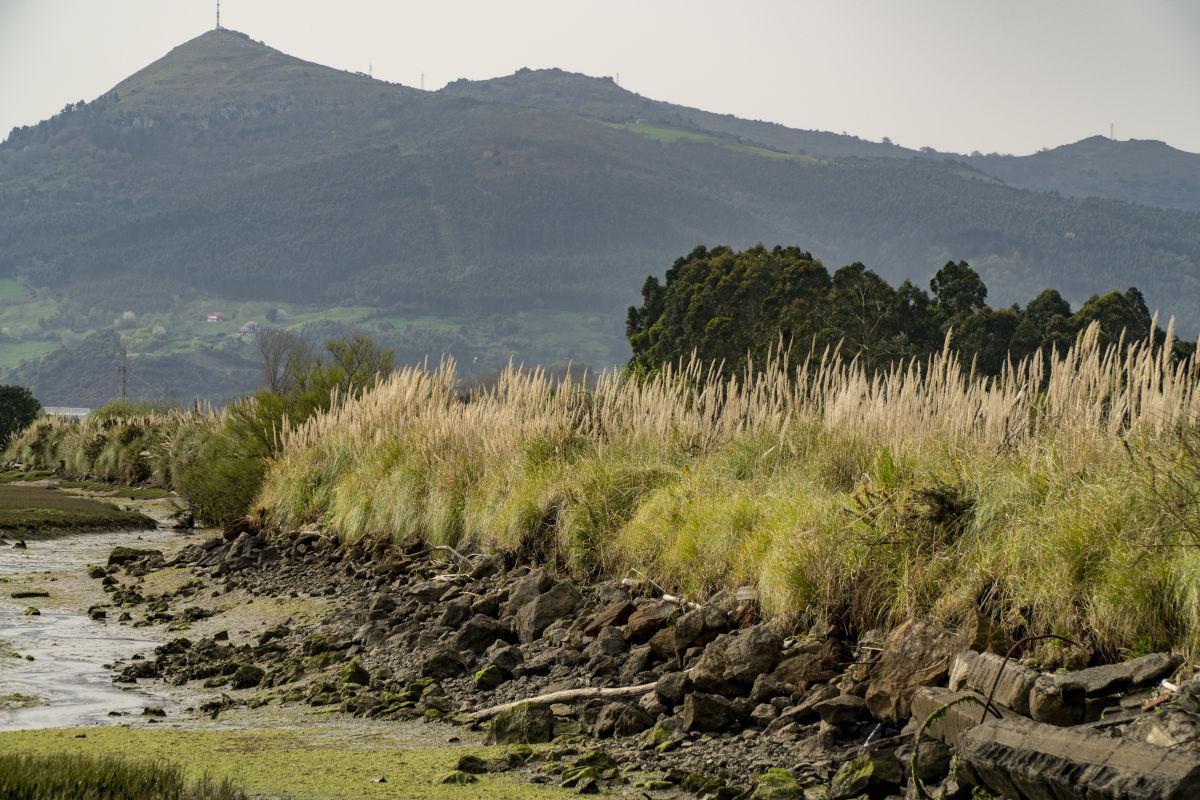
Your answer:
68;521;1200;799
0;527;203;729
0;483;157;538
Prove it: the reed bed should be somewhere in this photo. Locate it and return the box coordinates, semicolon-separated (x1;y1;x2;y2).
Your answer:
259;324;1200;657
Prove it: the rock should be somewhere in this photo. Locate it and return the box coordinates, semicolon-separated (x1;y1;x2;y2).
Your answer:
750;703;779;727
436;596;472;628
141;706;166;717
502;568;552;615
864;618;960;723
675;605;728;655
956;715;1200;800
421;646;467;679
473;664;505;691
439;770;478;785
339;658;370;686
230;664;265;690
456;754;490;774
87;565;106;579
910;686;1014;747
451;615;514;654
751;767;803;799
655;671;692;707
812;694;870;728
638;691;666;717
486;702;555;745
624;599;678;643
468;555;502;580
1030;652;1184;725
408;579;452;602
682;692;735;733
484;641;524;675
948;649;1038;715
693;624;784;691
515;582;582;642
584;626;627;660
22;606;39;616
762;683;840;736
107;546;163;566
828;749;904;800
592;701;653;738
583;601;636;636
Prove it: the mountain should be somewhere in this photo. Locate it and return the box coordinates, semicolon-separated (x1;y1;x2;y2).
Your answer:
963;136;1200;213
1;29;1199;403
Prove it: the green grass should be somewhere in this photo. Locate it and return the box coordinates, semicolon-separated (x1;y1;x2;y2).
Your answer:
0;484;157;536
0;751;245;800
603;120;818;163
0;727;570;800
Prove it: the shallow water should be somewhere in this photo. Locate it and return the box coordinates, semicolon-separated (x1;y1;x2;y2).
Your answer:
0;529;190;730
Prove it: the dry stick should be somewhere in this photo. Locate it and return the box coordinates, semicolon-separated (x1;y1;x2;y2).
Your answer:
467;680;666;723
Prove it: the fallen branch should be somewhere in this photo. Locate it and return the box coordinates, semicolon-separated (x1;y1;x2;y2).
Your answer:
467;681;660;723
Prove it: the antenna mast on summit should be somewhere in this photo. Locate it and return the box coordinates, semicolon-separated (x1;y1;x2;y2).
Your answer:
216;0;221;30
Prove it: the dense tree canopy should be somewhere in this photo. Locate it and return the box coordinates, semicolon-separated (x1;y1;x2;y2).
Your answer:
627;245;1192;375
0;385;41;446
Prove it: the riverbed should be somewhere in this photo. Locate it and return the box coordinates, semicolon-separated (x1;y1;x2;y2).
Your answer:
0;528;196;729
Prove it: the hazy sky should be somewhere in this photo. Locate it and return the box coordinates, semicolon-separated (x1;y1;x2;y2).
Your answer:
2;0;1198;155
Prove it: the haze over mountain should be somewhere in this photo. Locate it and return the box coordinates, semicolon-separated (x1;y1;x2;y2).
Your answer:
1;28;1199;403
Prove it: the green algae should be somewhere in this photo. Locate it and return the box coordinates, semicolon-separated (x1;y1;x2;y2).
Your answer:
0;726;574;800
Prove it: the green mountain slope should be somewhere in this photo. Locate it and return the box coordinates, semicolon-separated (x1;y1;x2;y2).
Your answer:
1;29;1198;404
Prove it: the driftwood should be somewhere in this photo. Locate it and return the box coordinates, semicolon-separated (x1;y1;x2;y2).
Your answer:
467;681;660;723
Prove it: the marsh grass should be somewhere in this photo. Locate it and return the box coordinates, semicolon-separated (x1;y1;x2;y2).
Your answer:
263;324;1200;657
0;752;245;800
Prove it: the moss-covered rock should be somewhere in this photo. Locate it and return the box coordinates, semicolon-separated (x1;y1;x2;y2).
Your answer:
751;767;803;799
486;702;555;745
339;658;370;686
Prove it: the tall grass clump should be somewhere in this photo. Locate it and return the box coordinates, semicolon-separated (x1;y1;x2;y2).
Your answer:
0;752;245;800
261;323;1200;656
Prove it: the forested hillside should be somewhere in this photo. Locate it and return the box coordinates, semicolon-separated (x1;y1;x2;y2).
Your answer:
1;28;1198;403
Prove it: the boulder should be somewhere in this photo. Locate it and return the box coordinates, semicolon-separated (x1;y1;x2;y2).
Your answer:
864;618;959;723
514;582;582;643
592;701;653;738
1030;652;1184;725
956;716;1200;800
828;749;904;800
693;624;784;691
750;767;803;799
682;692;735;733
583;600;636;636
655;671;692;707
338;658;370;686
107;546;162;567
501;568;552;616
421;646;467;679
451;615;513;654
910;686;1014;747
672;603;729;653
812;694;870;728
230;664;265;690
486;702;555;745
484;641;524;675
625;599;678;643
949;649;1038;715
770;638;846;691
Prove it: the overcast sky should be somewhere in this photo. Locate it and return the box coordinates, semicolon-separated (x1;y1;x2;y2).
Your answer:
2;0;1198;155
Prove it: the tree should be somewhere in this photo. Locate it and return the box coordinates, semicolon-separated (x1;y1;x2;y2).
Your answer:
0;385;41;447
930;260;988;323
255;328;311;394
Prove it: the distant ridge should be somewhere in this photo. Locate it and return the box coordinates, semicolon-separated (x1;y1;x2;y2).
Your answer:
0;28;1198;402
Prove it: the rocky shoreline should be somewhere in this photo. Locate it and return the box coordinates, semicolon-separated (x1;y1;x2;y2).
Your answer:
93;521;1200;799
